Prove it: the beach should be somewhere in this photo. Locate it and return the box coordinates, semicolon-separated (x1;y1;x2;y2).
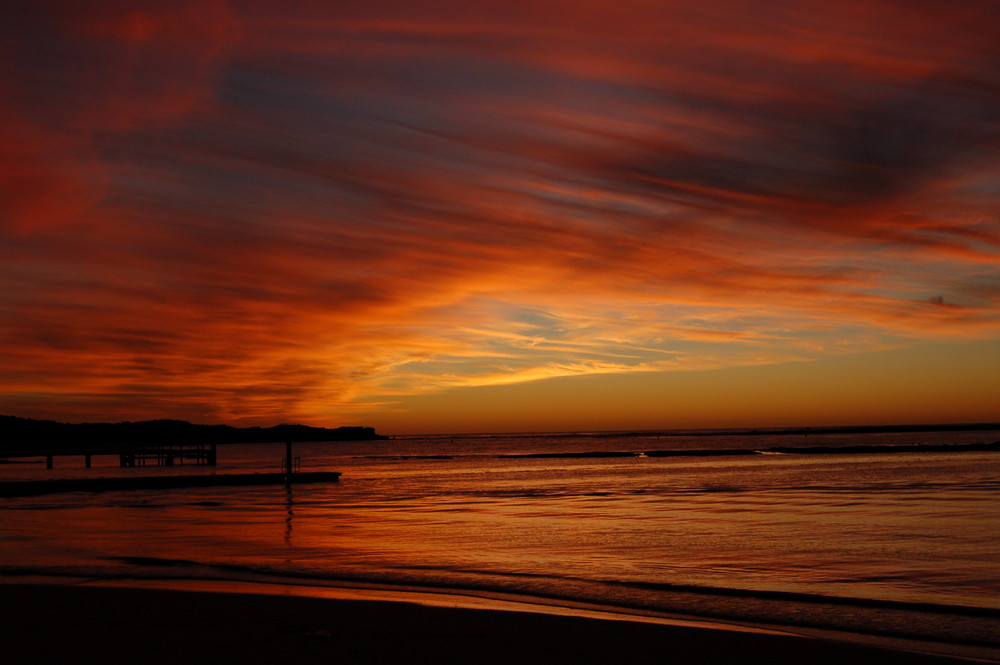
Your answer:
3;431;999;662
0;583;983;665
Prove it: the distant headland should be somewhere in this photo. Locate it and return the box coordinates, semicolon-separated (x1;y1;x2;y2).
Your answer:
0;415;387;454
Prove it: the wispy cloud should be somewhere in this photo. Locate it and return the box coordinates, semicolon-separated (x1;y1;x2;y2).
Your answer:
2;0;998;426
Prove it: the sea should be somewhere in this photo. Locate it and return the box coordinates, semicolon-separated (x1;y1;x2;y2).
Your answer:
2;428;999;657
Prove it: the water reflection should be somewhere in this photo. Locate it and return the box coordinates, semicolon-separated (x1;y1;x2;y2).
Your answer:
284;485;294;546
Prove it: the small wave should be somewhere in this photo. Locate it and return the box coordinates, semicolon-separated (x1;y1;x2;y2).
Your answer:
6;560;999;648
353;455;455;460
612;580;1000;619
320;561;1000;620
111;556;204;568
490;441;1000;460
689;484;746;493
496;451;639;459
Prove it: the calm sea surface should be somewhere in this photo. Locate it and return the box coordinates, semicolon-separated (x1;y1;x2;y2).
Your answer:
2;429;999;649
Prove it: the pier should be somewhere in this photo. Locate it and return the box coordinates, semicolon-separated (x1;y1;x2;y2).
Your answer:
0;440;342;497
0;471;342;497
26;443;218;469
118;443;217;467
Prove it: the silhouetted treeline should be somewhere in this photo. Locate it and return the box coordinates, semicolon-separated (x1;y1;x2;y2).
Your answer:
0;415;386;451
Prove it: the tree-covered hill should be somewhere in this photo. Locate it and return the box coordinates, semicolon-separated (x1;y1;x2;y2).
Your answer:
0;415;386;451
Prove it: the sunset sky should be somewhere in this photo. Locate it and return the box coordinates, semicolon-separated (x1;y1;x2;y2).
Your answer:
2;1;999;434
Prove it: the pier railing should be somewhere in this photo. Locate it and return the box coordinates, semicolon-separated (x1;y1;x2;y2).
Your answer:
118;443;217;467
27;443;218;469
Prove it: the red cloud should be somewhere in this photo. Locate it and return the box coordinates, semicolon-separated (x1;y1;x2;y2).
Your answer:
1;0;998;426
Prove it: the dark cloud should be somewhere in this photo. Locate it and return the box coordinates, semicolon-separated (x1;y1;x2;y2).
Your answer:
595;68;1000;235
1;0;998;426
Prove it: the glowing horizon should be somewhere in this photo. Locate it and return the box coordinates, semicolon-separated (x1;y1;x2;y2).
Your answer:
2;1;998;434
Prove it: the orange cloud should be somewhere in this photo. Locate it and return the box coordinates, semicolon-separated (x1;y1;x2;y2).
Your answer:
1;0;998;428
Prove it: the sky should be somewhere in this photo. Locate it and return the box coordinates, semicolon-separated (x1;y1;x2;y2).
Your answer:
2;1;999;434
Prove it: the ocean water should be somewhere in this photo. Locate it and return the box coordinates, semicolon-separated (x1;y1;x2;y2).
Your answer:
2;429;999;651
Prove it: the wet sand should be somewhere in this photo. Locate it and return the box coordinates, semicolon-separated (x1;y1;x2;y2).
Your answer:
0;583;984;665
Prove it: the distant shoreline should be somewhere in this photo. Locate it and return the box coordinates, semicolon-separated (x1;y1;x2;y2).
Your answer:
497;441;1000;460
397;422;1000;440
0;415;387;457
601;422;1000;439
4;415;999;453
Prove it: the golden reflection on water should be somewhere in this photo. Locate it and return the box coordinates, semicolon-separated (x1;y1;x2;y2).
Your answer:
2;439;998;618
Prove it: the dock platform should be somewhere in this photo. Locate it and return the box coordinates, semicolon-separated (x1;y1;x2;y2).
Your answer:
0;472;341;497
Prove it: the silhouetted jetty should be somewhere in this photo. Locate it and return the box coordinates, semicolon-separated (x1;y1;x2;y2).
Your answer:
118;443;217;467
28;444;218;470
0;471;342;498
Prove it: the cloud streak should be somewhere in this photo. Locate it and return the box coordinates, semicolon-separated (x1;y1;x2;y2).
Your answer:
2;0;998;427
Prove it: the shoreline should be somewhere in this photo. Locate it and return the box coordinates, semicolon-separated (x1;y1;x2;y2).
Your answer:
3;577;997;664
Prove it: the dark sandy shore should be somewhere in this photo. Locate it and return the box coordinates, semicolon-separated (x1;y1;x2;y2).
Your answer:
0;583;988;665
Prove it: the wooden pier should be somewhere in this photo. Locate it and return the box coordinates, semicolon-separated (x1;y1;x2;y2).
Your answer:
29;444;218;469
1;440;342;497
118;443;217;467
